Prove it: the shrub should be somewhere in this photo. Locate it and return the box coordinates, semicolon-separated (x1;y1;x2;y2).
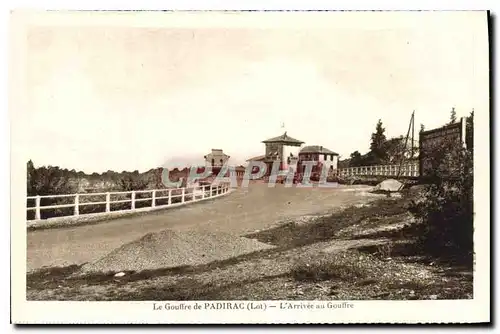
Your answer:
291;257;366;282
409;119;473;259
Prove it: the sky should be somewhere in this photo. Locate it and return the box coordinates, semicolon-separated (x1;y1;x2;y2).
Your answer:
18;11;489;173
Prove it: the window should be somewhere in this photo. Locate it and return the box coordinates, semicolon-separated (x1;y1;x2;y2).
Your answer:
211;158;215;166
220;159;223;164
324;154;327;161
330;155;334;161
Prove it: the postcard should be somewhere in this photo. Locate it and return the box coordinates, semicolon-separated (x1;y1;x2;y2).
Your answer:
10;10;490;324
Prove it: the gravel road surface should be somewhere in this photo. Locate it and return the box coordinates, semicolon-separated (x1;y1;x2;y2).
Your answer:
27;183;377;271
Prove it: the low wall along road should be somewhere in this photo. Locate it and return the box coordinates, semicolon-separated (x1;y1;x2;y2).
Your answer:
27;183;381;271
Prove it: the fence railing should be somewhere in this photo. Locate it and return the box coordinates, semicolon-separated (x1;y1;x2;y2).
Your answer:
337;162;419;178
26;183;231;222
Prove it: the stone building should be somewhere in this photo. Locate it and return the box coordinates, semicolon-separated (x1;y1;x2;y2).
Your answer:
262;132;304;175
297;145;339;179
204;149;230;171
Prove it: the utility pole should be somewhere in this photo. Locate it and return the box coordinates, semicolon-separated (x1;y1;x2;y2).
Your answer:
397;111;415;179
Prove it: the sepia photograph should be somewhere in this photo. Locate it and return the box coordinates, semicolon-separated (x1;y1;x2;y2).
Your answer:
10;10;490;324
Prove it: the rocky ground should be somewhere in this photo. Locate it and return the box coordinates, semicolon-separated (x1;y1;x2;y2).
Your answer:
26;189;473;301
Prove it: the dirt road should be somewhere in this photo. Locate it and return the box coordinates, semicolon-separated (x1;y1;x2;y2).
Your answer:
27;183;378;271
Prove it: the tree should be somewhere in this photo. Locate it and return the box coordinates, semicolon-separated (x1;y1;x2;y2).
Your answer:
382;136;405;164
466;109;474;154
369;119;388;164
349;151;363;167
119;173;148;191
27;160;35;195
27;164;72;196
420;124;425;132
449;107;457;124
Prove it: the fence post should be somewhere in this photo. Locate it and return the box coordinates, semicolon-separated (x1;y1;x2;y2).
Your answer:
202;185;206;199
152;190;156;208
35;195;41;220
209;185;213;197
168;189;172;205
106;193;110;212
181;188;185;203
131;191;136;210
74;194;79;216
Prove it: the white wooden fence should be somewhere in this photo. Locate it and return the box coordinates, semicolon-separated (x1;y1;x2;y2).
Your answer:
26;183;231;222
337;162;419;178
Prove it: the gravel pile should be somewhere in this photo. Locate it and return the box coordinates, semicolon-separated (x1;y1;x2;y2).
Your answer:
81;230;274;273
373;179;404;192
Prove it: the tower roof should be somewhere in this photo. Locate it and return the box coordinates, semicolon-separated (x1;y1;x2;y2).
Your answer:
204;149;230;159
262;132;304;146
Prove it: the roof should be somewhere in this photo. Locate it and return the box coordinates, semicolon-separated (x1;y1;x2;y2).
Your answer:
299;145;339;155
262;132;304;145
204;149;230;159
246;155;266;162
